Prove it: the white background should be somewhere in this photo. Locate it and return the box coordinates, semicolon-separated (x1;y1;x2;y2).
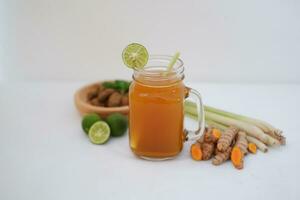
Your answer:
1;0;300;83
1;1;300;200
1;82;300;200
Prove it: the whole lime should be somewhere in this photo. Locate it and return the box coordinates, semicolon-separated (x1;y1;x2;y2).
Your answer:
106;113;128;137
82;113;101;134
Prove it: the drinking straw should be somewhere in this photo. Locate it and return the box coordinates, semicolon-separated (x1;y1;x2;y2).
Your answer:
166;52;180;73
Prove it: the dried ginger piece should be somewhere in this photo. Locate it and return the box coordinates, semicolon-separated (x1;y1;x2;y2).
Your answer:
217;126;239;152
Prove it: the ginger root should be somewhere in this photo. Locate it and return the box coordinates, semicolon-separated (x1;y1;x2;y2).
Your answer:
248;143;257;154
217;126;239;152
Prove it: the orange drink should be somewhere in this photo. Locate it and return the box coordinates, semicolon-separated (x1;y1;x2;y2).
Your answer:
129;55;205;160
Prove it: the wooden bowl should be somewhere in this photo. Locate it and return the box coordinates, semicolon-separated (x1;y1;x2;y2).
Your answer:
74;82;129;117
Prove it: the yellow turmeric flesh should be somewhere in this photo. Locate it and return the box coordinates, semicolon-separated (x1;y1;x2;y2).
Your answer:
248;143;257;154
190;143;203;161
204;128;219;143
231;146;244;169
212;128;221;140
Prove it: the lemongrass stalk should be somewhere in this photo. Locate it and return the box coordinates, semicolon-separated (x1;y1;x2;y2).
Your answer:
185;101;285;145
246;136;268;153
185;112;198;120
184;103;198;117
205;105;285;144
206;119;228;131
162;52;180;76
205;105;269;131
166;52;180;72
184;100;197;108
205;111;280;146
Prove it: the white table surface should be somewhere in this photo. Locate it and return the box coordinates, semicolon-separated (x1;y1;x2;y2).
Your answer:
0;81;299;200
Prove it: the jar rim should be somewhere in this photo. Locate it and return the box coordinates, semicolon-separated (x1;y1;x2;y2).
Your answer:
133;55;184;74
133;55;184;84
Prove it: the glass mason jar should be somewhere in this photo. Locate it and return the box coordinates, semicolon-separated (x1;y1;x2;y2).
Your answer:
129;55;205;160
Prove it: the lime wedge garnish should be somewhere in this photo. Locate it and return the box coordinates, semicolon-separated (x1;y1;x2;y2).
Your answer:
122;43;149;69
88;121;110;144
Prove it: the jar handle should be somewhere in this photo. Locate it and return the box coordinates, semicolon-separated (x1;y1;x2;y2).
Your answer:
184;87;205;141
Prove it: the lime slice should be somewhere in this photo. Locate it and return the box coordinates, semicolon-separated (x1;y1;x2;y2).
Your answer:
88;121;110;144
122;43;148;69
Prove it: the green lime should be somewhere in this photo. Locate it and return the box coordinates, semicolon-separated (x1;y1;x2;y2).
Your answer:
82;113;102;134
122;43;148;69
106;113;128;137
88;121;110;144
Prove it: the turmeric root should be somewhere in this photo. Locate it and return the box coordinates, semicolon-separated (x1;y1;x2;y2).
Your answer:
212;128;221;140
230;131;248;169
235;131;248;154
204;127;219;143
202;142;215;160
190;143;202;161
248;143;257;154
217;126;239;152
190;142;215;161
190;127;218;161
231;146;244;169
212;147;232;165
197;127;208;143
246;135;268;153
